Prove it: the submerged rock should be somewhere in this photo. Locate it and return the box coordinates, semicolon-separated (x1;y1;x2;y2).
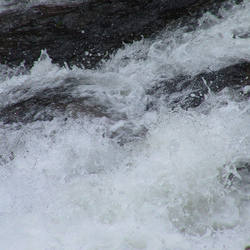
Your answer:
0;0;248;137
146;61;250;110
0;0;239;69
0;77;112;124
0;61;249;125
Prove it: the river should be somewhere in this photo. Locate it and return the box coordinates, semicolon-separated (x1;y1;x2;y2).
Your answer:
0;0;250;249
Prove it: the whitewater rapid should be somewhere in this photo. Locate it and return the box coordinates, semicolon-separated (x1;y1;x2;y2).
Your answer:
0;1;250;249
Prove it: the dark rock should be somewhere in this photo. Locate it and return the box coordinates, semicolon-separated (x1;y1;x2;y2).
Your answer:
0;0;248;127
146;61;250;110
0;61;249;125
0;78;112;124
0;0;241;69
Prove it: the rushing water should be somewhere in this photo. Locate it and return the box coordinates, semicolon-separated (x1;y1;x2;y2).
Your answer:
0;0;86;12
0;1;250;249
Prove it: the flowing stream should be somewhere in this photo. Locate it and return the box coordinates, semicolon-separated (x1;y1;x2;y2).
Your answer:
0;1;250;249
0;0;85;12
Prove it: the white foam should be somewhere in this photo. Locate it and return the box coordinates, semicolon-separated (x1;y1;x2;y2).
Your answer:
103;1;250;83
1;93;250;249
243;85;250;94
1;1;250;249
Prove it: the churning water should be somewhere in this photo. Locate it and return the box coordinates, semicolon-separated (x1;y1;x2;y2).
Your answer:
0;1;250;249
0;0;86;12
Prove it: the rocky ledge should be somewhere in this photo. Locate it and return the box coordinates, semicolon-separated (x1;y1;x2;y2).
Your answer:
0;0;239;69
0;0;249;126
0;61;249;125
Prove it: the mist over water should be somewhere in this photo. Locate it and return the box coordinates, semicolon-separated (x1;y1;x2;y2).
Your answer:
0;0;250;249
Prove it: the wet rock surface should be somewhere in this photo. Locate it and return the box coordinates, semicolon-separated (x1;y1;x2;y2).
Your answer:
0;61;249;125
0;0;249;128
0;76;113;124
0;0;236;69
146;61;250;110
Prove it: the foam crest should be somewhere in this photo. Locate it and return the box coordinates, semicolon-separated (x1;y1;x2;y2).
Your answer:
104;1;250;83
